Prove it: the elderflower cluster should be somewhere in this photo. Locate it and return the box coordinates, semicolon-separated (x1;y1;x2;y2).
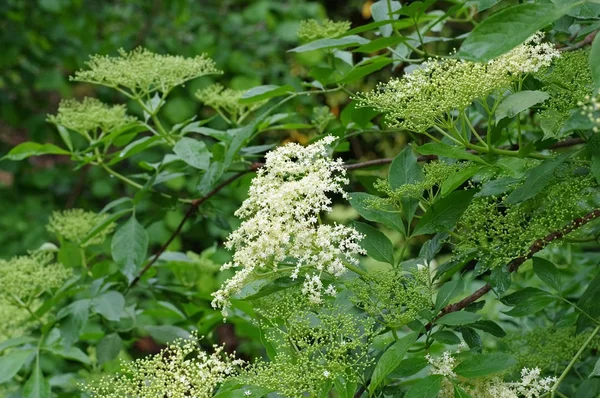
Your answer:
357;32;559;131
47;98;137;137
47;209;115;247
580;94;600;133
428;350;556;398
72;47;221;95
0;251;71;302
211;137;364;316
86;333;243;398
297;19;351;41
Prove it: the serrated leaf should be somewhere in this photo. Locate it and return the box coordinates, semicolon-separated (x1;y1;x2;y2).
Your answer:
454;353;517;378
97;333;122;365
490;265;511;296
404;375;443;398
288;35;370;53
0;336;37;353
435;279;464;312
181;123;232;143
2;142;69;161
369;332;418;393
337;57;392;84
59;299;90;347
503;294;557;316
43;345;90;364
591;32;600;92
576;274;600;328
23;358;50;398
92;291;125;321
500;287;551;306
389;146;424;190
495;90;550;122
470;320;506;337
437;311;481;325
353;221;394;264
431;330;462;345
505;153;569;204
355;36;406;52
173;137;211;170
111;216;149;281
144;325;190;343
239;85;294;103
532;257;561;292
441;166;483;197
0;349;36;383
413;190;476;235
457;3;573;61
109;136;161;165
349;192;405;234
590;357;600;378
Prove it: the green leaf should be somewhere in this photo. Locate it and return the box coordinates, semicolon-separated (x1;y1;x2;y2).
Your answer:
109;136;161;165
454;353;517;378
500;287;551;306
470;320;506;338
288;35;370;53
474;177;521;198
404;375;443;398
495;91;550;122
457;3;573;61
0;349;35;383
173;137;211;170
454;385;474;398
389;146;424;190
413;190;476;235
97;333;122;365
23;359;50;398
577;274;600;327
503;294;557;316
239;85;294;103
590;357;600;378
111;215;149;281
353;221;394;265
181;123;232;143
460;326;482;351
590;134;600;185
414;142;485;163
435;279;464;313
337;57;392;84
59;299;90;347
431;330;462;345
144;325;190;343
43;346;90;365
370;0;401;37
441;166;483;197
355;36;406;52
0;336;37;353
2;142;69;161
490;265;511;296
389;357;429;378
505;153;569;204
92;291;125;321
349;192;405;234
56;125;73;151
436;311;481;326
532;257;561;292
591;32;600;93
369;332;418;393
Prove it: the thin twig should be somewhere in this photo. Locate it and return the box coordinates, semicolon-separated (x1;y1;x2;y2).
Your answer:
558;30;598;52
127;164;261;291
429;208;600;326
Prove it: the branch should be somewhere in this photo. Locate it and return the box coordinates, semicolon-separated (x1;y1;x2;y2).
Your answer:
432;208;600;323
127;164;261;291
558;30;598;52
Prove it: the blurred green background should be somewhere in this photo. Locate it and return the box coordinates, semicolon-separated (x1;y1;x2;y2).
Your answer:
0;0;372;259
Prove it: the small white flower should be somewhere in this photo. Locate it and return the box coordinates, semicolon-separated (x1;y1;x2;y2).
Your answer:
244;390;252;396
323;370;330;378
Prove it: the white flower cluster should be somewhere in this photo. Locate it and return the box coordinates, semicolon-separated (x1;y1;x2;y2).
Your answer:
357;32;560;131
211;136;364;316
87;333;243;398
427;350;556;398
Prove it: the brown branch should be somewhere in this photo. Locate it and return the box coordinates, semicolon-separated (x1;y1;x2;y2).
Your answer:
127;164;261;291
558;30;598;52
430;208;600;325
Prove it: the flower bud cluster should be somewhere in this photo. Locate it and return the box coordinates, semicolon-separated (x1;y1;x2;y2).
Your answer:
297;19;351;41
212;137;364;316
47;209;115;247
86;333;243;398
580;94;600;133
72;47;221;95
47;98;137;137
357;32;559;131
